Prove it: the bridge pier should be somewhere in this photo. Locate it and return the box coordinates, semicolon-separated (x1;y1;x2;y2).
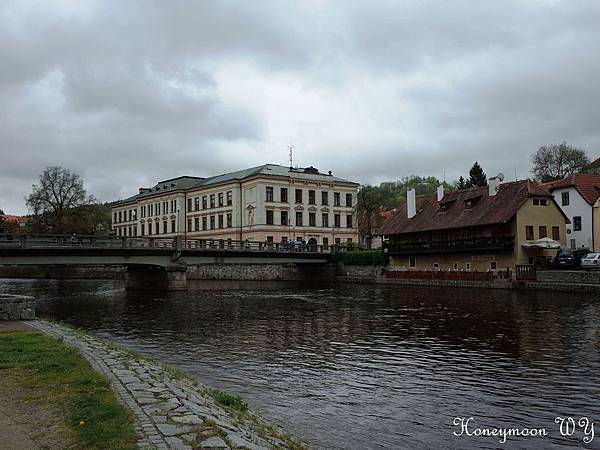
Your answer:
126;265;188;291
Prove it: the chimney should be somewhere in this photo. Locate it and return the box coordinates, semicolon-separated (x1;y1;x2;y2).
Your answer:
488;177;500;196
437;185;444;202
407;188;416;219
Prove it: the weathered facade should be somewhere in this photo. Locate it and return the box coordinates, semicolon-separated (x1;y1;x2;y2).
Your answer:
111;164;359;246
377;179;569;272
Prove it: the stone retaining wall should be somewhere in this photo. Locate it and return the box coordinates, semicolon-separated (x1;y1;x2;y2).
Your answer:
537;270;600;284
0;294;36;320
187;263;336;281
0;265;126;280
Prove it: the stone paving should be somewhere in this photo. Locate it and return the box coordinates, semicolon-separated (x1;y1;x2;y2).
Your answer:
29;320;302;450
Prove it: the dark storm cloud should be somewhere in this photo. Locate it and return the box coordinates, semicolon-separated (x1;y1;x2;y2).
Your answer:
1;0;600;213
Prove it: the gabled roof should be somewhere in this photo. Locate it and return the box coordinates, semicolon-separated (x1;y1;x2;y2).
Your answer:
377;180;558;236
543;174;600;206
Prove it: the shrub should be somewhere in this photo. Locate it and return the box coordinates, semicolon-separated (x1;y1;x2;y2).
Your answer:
336;250;387;266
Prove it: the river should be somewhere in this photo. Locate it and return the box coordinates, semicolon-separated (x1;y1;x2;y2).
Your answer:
2;279;599;449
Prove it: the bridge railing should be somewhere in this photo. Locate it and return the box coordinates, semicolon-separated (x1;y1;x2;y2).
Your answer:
0;234;332;254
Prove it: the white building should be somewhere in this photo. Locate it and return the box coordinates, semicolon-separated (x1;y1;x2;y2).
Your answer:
111;164;359;247
545;174;600;251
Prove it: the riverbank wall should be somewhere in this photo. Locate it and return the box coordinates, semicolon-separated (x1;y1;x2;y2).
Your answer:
336;265;600;292
0;294;36;320
0;263;337;283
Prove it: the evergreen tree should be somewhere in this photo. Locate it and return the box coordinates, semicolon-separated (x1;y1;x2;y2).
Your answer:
468;161;487;187
456;176;467;190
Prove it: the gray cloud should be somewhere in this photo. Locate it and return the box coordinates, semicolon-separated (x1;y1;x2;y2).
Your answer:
1;0;600;214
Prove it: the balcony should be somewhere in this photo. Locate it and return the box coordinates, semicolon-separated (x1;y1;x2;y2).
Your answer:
383;235;515;255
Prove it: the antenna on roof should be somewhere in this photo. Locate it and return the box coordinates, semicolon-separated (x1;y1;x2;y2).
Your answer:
287;145;295;169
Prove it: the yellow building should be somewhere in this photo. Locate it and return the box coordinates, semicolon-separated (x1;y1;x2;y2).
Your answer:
377;179;569;272
111;164;359;247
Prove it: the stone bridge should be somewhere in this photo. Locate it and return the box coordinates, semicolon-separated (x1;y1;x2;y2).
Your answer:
0;235;334;290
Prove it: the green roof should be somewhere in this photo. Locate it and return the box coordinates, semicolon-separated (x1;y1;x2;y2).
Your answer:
112;164;358;206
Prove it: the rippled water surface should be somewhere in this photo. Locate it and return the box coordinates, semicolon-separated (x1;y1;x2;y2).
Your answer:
3;279;600;449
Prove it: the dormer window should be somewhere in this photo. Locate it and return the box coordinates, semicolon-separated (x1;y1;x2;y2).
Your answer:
465;200;473;209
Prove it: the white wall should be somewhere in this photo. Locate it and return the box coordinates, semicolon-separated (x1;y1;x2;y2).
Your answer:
551;187;592;248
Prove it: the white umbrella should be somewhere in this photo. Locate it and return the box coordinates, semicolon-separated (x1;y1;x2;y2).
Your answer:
522;237;562;249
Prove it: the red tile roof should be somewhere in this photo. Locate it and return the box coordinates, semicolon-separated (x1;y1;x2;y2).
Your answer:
543;174;600;205
377;180;560;235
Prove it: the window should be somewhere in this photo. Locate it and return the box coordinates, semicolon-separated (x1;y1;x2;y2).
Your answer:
433;263;440;270
465;263;471;271
552;226;560;241
194;217;200;231
321;191;328;205
574;216;582;231
490;261;497;270
335;238;341;245
533;199;539;206
266;236;273;243
346;215;353;228
163;220;167;234
149;204;153;216
113;212;117;223
226;191;232;206
334;192;340;206
295;189;303;203
202;196;207;209
453;262;458;271
226;213;232;228
218;215;224;229
210;216;215;229
322;213;329;227
194;197;200;211
118;211;122;222
525;226;534;240
322;237;329;249
296;211;303;226
149;222;153;235
347;238;353;243
187;198;193;211
308;190;315;204
281;236;288;243
141;223;145;236
540;199;548;206
539;226;547;238
281;210;288;225
210;194;215;208
171;219;176;233
346;193;352;207
128;226;132;236
409;256;416;268
334;214;341;228
281;188;288;203
128;210;132;221
309;212;316;227
266;187;274;202
266;210;274;225
202;217;207;230
562;192;569;206
218;193;224;207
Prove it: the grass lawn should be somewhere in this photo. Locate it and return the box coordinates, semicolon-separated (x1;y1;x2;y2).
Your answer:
0;330;137;450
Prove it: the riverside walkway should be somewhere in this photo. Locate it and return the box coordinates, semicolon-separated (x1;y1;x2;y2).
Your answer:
30;320;303;450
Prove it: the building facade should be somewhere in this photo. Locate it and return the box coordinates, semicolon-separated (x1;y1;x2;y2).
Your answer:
543;174;600;251
377;179;569;272
111;164;359;247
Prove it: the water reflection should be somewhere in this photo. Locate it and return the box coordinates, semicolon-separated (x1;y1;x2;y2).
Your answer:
3;279;600;449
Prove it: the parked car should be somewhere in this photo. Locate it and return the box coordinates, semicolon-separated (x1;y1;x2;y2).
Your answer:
581;253;600;271
554;248;591;269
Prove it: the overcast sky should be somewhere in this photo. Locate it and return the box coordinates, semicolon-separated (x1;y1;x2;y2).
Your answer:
2;0;600;214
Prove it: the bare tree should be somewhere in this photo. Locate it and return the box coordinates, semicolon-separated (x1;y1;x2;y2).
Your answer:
26;167;94;233
531;142;590;182
355;185;384;249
